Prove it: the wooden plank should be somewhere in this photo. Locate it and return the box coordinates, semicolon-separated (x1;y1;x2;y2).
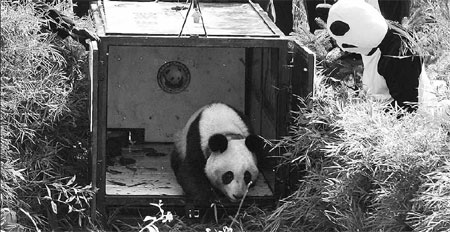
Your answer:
105;144;179;195
91;1;105;37
101;36;286;49
261;48;278;128
260;106;276;140
89;41;98;134
96;40;109;217
261;52;277;141
249;95;262;135
246;48;262;134
88;40;99;219
105;195;186;207
248;1;285;36
288;38;316;108
273;41;290;198
103;1;278;37
271;38;315;198
105;143;273;197
106;171;272;197
276;41;290;138
104;194;275;208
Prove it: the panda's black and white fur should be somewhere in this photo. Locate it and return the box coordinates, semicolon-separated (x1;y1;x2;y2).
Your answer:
171;103;262;204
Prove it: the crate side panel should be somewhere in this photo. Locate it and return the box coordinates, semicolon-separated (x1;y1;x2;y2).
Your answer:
247;48;262;135
260;47;278;138
290;39;315;107
107;46;245;142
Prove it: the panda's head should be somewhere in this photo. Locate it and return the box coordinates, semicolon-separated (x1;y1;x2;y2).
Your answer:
327;0;388;55
204;134;262;202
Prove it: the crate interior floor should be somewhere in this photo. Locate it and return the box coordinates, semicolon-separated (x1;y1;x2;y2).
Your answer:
106;143;273;197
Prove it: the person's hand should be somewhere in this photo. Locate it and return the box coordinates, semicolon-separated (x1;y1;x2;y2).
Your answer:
315;3;333;26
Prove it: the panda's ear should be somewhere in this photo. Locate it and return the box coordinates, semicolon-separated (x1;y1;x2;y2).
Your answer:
208;134;228;153
245;135;263;153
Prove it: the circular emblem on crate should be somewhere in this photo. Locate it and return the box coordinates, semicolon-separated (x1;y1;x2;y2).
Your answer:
157;61;190;94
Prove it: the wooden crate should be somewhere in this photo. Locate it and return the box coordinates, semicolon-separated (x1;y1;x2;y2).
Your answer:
88;0;315;221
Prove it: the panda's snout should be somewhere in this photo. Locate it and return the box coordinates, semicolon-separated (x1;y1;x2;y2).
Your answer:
330;20;350;36
233;194;244;200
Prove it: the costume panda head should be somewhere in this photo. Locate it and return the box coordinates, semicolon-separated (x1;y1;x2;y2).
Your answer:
327;0;388;55
172;103;263;203
326;0;427;113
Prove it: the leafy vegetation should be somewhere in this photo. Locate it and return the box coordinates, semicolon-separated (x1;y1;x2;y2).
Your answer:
1;2;96;231
262;0;450;231
263;82;449;232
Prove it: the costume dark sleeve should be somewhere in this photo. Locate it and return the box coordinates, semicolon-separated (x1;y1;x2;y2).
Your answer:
377;28;422;112
303;0;336;33
273;0;293;35
377;51;421;112
34;1;75;39
378;0;411;23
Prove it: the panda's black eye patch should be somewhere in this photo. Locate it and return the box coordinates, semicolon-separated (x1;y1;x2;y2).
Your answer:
244;171;252;185
222;171;234;185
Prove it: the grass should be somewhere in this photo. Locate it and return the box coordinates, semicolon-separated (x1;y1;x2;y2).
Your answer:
1;2;97;231
261;0;450;231
262;84;449;232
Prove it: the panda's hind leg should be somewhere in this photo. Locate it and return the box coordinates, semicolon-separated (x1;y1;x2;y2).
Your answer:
170;145;213;204
170;149;181;174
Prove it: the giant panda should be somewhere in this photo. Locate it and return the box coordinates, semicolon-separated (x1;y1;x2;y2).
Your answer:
326;0;429;112
171;103;263;204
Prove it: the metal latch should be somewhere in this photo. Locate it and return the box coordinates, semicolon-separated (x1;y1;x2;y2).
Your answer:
186;208;200;219
185;203;200;219
285;51;295;69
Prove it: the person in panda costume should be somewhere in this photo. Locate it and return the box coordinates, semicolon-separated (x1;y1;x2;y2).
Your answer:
326;0;430;112
171;103;264;206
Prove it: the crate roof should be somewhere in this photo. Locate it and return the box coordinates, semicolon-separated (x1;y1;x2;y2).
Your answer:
103;1;279;37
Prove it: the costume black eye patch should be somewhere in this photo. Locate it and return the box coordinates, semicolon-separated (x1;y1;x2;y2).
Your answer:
342;43;357;48
222;171;234;185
